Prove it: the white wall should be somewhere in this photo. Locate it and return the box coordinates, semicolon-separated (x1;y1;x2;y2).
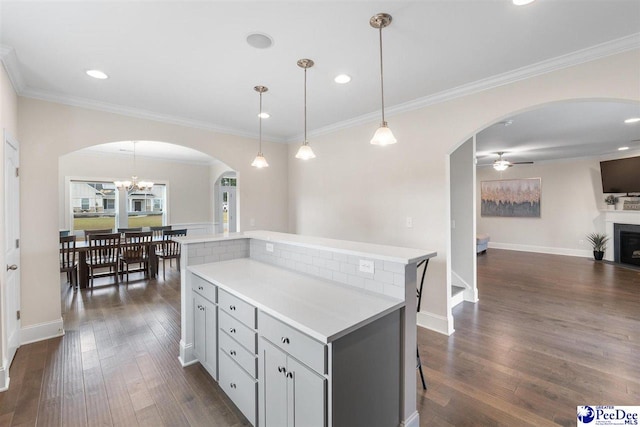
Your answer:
288;49;640;335
476;153;639;257
18;97;289;335
59;150;215;229
450;138;477;301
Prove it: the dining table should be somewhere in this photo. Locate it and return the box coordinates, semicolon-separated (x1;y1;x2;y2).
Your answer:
71;236;166;289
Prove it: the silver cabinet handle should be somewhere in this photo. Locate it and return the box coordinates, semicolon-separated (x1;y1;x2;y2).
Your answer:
6;264;17;271
198;286;204;290
277;366;286;373
229;328;236;334
286;372;293;379
230;383;237;389
281;337;290;344
230;350;236;356
229;305;236;311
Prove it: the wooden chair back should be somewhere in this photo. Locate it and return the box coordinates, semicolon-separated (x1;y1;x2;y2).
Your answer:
87;233;121;265
161;229;187;257
118;227;142;235
59;235;76;270
150;225;172;239
121;231;152;262
84;228;113;243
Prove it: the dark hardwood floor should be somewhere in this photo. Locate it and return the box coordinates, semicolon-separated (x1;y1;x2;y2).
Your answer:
417;249;640;426
1;249;638;426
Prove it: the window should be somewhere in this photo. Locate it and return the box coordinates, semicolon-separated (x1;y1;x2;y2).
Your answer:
127;184;166;228
70;180;116;231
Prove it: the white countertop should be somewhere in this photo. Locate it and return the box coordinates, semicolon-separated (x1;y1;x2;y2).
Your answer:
176;230;436;265
189;258;404;344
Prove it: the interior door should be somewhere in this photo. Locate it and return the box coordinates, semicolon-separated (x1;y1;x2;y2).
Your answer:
4;130;21;367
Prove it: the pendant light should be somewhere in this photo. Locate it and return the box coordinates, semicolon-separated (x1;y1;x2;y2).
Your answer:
114;141;154;192
251;85;269;168
369;13;397;146
295;58;316;160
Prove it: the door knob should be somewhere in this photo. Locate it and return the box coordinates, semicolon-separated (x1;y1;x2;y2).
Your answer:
6;264;17;271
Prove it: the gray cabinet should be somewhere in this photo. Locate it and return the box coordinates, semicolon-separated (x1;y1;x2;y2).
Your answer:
192;278;217;379
260;339;326;427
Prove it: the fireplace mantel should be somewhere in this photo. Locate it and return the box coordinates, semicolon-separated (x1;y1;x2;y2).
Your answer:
603;210;640;261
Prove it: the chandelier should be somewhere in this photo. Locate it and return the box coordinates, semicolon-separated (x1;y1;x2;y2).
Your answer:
114;141;154;192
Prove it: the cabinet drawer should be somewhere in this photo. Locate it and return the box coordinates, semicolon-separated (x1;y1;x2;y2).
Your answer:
259;311;327;375
191;274;216;302
219;351;257;426
219;329;257;378
219;288;256;328
219;309;256;353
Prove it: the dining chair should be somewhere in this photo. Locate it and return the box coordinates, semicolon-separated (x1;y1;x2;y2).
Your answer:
150;225;172;239
86;233;121;288
59;235;78;291
84;228;113;243
59;230;70;237
119;231;152;284
156;229;187;280
417;258;429;390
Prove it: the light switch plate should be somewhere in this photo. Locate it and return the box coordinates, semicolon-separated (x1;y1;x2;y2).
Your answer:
266;243;274;253
359;259;374;274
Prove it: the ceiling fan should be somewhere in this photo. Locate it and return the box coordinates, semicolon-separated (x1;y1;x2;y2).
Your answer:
493;152;533;171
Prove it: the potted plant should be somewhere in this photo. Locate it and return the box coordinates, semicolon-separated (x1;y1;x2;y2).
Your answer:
586;232;609;260
605;195;618;210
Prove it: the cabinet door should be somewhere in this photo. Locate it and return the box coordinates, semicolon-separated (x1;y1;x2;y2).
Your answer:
193;293;206;363
261;339;288;427
288;357;326;427
193;293;217;379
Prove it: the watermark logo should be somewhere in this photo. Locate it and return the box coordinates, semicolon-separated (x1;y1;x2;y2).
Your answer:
577;406;640;426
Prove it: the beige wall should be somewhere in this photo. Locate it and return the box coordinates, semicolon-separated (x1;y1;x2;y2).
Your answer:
18;98;289;329
476;152;640;256
288;49;640;333
59;151;215;229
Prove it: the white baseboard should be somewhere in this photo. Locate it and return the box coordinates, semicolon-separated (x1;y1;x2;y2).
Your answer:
451;291;465;308
401;410;420;427
0;362;9;392
489;242;591;258
20;318;64;345
179;340;196;367
417;311;454;336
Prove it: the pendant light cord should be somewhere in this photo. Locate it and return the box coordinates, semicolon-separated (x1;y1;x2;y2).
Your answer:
259;92;263;153
304;66;308;144
378;25;386;125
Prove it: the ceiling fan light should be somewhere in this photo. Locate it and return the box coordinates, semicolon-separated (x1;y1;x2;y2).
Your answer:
251;154;269;168
370;124;397;146
493;160;510;171
295;144;316;160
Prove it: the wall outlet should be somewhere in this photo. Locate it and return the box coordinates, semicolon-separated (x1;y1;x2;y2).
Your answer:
359;259;375;274
406;217;413;228
266;243;274;253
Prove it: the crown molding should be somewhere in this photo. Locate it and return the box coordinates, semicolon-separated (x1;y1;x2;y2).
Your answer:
0;45;26;93
20;87;285;142
287;33;640;143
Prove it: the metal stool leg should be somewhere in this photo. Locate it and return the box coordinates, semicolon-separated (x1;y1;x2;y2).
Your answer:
417;347;427;390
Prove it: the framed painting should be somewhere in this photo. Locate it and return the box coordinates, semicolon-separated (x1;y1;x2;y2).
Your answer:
481;178;541;218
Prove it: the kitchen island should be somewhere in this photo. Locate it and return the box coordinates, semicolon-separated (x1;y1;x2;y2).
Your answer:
176;231;436;427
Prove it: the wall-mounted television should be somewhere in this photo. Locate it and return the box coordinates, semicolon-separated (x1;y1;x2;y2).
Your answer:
600;155;640;194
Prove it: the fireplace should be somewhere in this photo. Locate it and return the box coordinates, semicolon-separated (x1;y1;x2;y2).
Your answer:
614;223;640;267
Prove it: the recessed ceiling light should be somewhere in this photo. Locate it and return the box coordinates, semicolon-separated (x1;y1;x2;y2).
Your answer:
513;0;536;5
624;117;640;124
86;69;108;79
246;33;273;49
334;74;351;84
619;146;630;151
258;112;270;119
